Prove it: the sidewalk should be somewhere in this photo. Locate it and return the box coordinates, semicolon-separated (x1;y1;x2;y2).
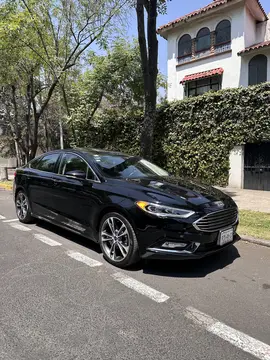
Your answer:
218;187;270;213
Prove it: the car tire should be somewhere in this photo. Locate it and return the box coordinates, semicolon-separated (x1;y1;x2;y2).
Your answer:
99;212;140;268
15;190;34;224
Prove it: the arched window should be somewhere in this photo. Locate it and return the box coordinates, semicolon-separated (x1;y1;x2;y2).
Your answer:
178;34;192;57
248;54;268;85
215;20;231;45
196;27;211;52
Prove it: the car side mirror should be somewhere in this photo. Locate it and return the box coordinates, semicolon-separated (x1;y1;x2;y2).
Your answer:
65;170;86;179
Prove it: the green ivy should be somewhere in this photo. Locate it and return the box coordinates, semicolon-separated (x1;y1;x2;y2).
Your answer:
81;83;270;186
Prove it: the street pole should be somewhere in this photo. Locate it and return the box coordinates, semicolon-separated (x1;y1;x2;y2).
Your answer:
59;119;64;149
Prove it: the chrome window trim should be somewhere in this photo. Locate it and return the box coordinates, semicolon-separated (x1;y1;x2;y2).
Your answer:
58;152;101;183
32;153;61;174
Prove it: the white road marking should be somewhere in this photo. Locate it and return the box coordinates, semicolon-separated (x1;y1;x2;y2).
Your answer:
185;307;270;360
10;223;31;232
34;233;62;247
0;215;6;220
66;251;102;267
111;272;170;303
3;218;19;223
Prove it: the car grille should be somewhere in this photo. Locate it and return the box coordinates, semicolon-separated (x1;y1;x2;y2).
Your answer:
193;208;238;232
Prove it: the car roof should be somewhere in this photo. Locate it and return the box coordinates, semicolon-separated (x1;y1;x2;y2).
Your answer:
42;148;131;158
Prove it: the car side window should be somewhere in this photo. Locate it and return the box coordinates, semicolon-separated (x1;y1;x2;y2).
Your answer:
36;153;60;173
60;154;87;177
28;157;41;169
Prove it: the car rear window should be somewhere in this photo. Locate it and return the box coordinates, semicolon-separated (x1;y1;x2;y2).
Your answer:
36;153;60;173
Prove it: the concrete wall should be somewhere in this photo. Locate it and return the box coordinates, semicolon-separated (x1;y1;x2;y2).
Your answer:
0;157;17;167
229;146;244;189
167;5;245;101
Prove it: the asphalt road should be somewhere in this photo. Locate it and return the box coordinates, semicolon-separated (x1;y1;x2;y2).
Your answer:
0;189;269;360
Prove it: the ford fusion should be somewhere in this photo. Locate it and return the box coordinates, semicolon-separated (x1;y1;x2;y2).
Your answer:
13;149;239;268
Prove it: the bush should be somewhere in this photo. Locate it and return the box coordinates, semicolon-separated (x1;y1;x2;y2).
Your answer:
81;83;270;186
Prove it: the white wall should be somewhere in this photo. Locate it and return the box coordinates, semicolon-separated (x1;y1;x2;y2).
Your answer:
229;146;244;189
256;20;270;43
167;5;245;101
244;7;256;47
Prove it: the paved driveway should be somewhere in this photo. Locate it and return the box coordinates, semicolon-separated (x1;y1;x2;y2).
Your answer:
218;187;270;213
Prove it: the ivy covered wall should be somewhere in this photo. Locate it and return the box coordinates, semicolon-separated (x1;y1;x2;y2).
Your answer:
83;83;270;185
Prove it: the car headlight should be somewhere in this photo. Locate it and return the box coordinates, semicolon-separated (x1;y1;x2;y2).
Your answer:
136;201;195;219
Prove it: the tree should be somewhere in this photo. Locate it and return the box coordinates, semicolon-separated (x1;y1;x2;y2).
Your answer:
135;0;168;160
67;39;146;146
0;0;129;163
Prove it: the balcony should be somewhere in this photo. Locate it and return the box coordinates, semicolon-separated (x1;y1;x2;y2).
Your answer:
177;42;232;67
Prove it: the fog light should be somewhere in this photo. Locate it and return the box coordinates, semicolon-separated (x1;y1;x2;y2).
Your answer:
162;242;187;249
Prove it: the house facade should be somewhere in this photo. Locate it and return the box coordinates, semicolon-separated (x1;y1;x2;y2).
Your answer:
157;0;270;190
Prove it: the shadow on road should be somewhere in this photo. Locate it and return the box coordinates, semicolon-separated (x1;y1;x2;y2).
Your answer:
140;246;240;278
35;219;102;254
35;219;240;278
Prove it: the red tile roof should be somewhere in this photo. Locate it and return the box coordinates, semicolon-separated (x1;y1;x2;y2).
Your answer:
238;40;270;55
157;0;267;34
180;68;224;84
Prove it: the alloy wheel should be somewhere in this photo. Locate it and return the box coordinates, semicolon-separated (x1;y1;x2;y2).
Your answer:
101;217;130;262
16;193;28;221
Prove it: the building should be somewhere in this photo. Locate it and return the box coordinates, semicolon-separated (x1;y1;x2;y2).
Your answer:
157;0;270;190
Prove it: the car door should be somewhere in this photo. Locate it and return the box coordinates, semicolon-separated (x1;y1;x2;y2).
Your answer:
51;152;100;235
28;152;62;220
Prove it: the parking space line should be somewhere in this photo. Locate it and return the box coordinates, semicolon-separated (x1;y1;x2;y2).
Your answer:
0;215;6;220
185;307;270;360
111;272;170;303
34;234;62;247
3;218;19;223
66;250;103;267
9;223;31;231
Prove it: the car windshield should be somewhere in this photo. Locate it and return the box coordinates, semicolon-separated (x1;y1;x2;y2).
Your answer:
92;154;169;179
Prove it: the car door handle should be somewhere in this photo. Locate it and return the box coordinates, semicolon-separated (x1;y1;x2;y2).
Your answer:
53;179;62;184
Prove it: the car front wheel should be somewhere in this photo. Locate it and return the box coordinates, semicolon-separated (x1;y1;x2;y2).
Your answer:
15;191;34;224
99;212;140;268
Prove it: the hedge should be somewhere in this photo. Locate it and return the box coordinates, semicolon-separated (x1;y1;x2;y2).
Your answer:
83;83;270;186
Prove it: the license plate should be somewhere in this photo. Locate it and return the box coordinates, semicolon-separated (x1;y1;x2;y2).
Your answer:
218;228;234;246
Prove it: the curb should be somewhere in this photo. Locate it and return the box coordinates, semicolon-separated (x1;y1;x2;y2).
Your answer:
0;184;13;191
240;235;270;248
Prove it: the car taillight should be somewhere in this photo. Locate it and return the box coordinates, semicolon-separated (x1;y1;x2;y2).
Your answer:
14;171;17;178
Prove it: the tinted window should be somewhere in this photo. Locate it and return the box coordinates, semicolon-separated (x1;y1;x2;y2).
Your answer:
92;154;169;179
178;34;192;57
215;20;231;45
36;153;59;173
28;157;41;169
196;27;211;52
248;54;267;86
60;154;96;180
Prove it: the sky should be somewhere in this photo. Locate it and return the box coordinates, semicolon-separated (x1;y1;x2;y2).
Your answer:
127;0;270;77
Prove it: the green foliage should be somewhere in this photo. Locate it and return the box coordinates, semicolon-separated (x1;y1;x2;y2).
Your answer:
67;38;145;146
78;83;270;185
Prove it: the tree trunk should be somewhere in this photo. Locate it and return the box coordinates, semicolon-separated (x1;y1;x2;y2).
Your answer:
136;0;158;160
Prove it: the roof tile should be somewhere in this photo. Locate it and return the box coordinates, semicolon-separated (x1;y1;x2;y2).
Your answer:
238;40;270;55
180;68;224;84
157;0;267;33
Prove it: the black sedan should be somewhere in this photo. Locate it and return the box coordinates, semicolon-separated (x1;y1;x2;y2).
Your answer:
13;148;239;268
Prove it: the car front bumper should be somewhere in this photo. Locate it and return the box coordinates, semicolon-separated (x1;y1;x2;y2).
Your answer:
141;234;240;260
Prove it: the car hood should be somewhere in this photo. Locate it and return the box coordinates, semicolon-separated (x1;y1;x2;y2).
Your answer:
125;176;235;211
